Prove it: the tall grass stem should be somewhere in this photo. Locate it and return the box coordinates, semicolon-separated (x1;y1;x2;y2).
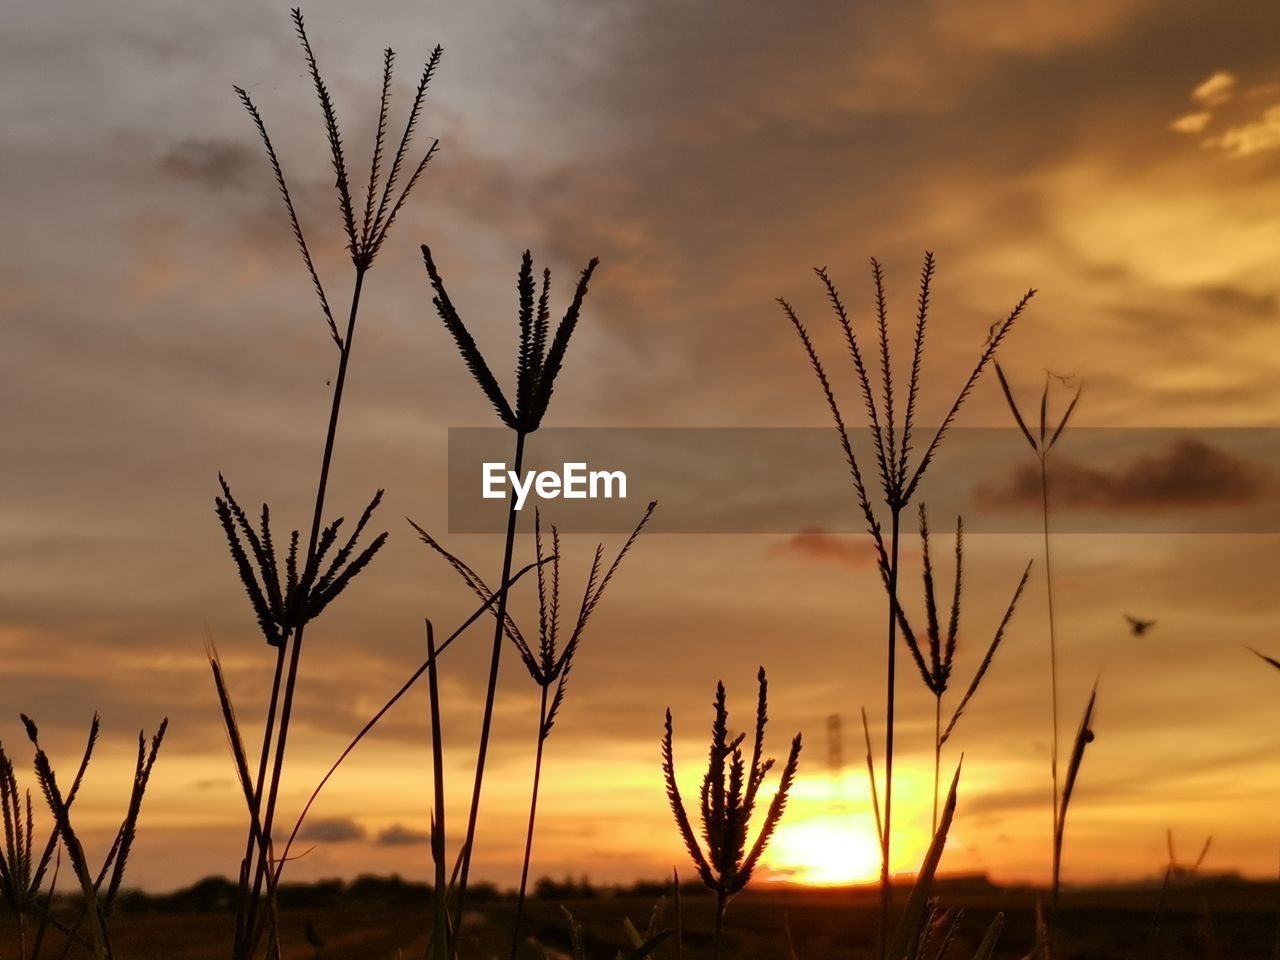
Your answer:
510;684;550;958
453;430;527;929
244;266;368;951
879;508;902;960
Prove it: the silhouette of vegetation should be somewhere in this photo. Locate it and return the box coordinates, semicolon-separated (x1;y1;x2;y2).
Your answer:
214;10;442;957
893;504;1032;830
413;504;656;958
779;253;1034;957
1;722;86;960
993;363;1082;924
1143;831;1213;959
1;714;166;960
544;902;669;960
419;245;600;934
5;6;1213;957
1053;686;1098;922
662;669;802;959
883;766;1005;960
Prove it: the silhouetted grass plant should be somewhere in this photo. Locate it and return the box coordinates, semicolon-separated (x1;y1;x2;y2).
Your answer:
992;365;1080;894
413;503;656;958
894;504;1032;829
425;622;451;960
4;714;167;960
419;245;599;931
0;718;96;960
779;253;1034;957
860;706;884;851
211;560;549;960
1052;685;1097;930
662;669;802;960
1143;830;1212;960
267;560;549;861
620;898;674;960
880;765;1008;960
553;903;668;960
214;10;441;958
888;764;959;960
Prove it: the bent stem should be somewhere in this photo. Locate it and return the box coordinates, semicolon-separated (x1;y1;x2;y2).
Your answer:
453;429;527;930
274;562;549;873
510;684;550;959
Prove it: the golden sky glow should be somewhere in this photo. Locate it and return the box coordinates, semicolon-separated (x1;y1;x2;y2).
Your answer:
5;0;1280;893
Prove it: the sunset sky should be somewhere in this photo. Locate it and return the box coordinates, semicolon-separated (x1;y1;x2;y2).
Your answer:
5;0;1280;893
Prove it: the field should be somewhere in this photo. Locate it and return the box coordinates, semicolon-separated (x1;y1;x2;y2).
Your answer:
5;885;1278;959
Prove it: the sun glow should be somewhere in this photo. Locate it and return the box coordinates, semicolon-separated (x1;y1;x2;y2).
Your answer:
764;814;882;885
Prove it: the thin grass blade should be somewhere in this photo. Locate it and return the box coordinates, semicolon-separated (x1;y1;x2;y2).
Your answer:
941;560;1032;745
887;763;961;960
904;289;1036;503
1047;384;1082;450
275;557;548;872
972;913;1004;960
994;363;1037;453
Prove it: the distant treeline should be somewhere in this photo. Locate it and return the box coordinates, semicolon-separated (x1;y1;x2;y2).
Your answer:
97;869;1265;915
106;875;720;914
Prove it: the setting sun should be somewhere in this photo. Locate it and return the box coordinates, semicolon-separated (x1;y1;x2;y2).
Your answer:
765;815;882;886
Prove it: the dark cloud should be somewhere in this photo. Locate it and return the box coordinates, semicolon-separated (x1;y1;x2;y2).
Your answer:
159;139;259;190
1192;282;1277;319
297;817;366;843
376;823;431;847
976;438;1274;512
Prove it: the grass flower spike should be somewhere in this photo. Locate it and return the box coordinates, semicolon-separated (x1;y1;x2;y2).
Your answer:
419;245;601;928
894;504;1032;828
779;252;1033;956
662;669;802;959
413;502;656;957
214;12;442;957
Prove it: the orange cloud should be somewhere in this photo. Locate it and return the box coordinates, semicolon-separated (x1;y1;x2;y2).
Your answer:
1170;111;1212;134
771;530;880;569
1205;103;1280;156
1192;71;1238;106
